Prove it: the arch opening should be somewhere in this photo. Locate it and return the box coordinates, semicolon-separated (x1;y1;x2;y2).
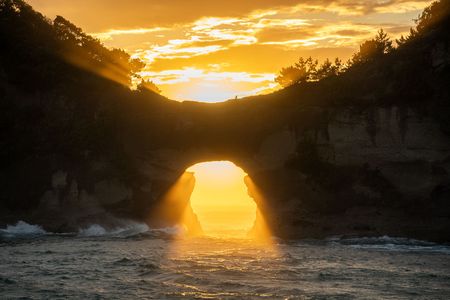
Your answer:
152;160;273;241
185;161;257;238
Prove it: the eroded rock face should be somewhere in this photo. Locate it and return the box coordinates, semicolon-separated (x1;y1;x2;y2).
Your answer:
121;105;450;241
319;107;450;197
254;106;450;241
2;105;449;241
35;169;130;232
94;180;132;206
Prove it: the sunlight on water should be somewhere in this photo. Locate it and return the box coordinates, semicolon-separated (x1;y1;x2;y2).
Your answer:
1;230;449;299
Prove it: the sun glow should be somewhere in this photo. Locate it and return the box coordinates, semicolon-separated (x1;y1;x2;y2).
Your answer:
150;160;272;240
185;161;256;237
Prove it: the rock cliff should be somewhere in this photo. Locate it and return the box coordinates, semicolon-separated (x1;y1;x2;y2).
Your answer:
1;0;450;241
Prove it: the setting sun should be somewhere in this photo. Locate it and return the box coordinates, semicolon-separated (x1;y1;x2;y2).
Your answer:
186;161;256;237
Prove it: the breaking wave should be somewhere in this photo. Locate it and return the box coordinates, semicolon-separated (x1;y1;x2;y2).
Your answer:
0;221;46;237
327;235;450;253
78;222;151;237
1;221;449;255
77;222;184;238
0;220;183;239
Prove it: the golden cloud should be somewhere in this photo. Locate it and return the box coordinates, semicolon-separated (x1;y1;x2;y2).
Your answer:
27;0;434;101
29;0;431;31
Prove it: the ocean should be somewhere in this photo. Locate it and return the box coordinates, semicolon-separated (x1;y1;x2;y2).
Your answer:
1;221;449;299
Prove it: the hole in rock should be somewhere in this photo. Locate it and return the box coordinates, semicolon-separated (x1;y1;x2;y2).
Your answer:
182;161;265;239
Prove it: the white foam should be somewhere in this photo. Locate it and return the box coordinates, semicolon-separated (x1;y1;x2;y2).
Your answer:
331;235;435;246
78;221;150;237
77;221;187;238
78;224;108;236
0;220;182;239
0;221;47;237
327;235;450;253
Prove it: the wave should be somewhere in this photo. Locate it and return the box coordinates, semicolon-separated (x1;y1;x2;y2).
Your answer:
3;221;447;253
78;222;150;237
78;222;184;238
0;221;47;237
0;220;183;239
327;235;450;253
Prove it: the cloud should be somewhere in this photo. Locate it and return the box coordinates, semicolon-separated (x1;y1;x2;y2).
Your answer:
28;0;302;31
29;0;431;32
138;67;277;102
290;0;431;16
256;27;316;43
91;27;168;41
139;67;275;85
27;0;434;101
333;29;370;36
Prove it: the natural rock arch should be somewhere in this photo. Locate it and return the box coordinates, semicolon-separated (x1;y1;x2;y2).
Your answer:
34;103;450;241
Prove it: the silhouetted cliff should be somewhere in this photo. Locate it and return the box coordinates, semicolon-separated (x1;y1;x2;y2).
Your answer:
1;0;449;240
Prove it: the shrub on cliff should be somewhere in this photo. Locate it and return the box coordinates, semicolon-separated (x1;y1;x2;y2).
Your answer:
274;0;449;114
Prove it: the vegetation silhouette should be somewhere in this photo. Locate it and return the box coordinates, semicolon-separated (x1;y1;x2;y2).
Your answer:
137;79;162;94
0;0;449;238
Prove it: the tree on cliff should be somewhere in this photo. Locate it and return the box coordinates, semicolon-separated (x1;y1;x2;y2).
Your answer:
351;29;393;64
275;57;317;87
53;16;145;86
137;79;161;94
275;57;344;87
397;0;450;45
0;0;146;90
275;28;394;88
315;58;344;80
415;0;450;33
0;0;166;180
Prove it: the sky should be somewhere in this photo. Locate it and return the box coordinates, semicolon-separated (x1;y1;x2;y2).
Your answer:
28;0;433;102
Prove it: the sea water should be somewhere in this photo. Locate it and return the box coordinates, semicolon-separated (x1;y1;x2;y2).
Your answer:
1;221;449;299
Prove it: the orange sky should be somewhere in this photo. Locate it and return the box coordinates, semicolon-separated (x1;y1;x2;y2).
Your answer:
28;0;433;102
